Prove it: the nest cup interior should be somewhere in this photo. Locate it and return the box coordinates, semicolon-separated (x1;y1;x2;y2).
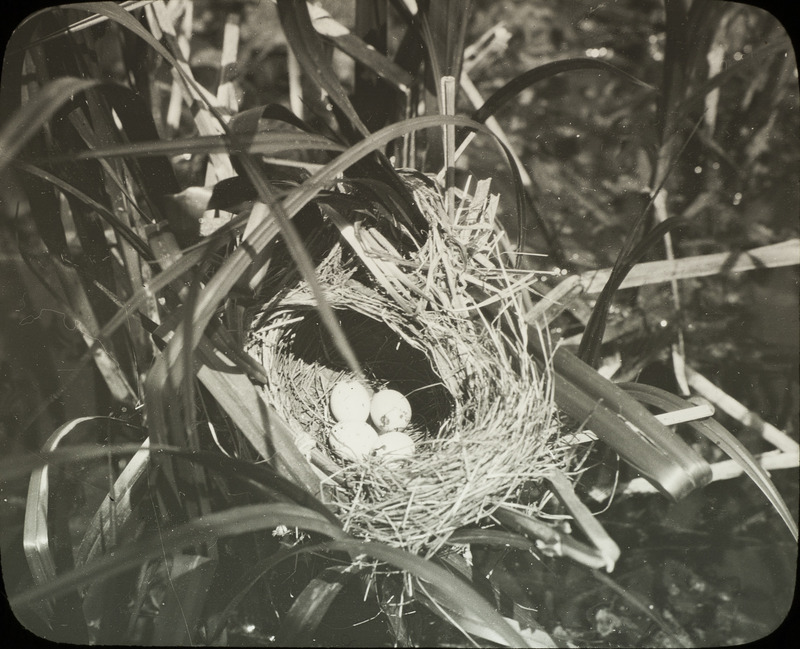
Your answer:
288;309;454;436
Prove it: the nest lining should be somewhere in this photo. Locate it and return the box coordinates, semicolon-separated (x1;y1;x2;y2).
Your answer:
246;175;568;555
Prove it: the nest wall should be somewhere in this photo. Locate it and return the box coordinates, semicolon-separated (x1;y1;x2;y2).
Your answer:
246;176;568;555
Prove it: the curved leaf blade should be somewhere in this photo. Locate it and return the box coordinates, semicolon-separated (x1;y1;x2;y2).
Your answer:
277;0;370;139
470;58;653;129
11;503;347;608
0;76;99;176
526;337;712;500
620;382;798;541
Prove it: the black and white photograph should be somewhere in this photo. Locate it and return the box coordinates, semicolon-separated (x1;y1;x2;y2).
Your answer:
0;1;797;646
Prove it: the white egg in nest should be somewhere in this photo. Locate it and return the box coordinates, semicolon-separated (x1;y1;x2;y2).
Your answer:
329;380;371;422
371;430;415;462
370;389;412;433
328;420;379;462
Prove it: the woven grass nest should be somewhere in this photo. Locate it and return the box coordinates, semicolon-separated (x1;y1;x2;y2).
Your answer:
246;173;568;556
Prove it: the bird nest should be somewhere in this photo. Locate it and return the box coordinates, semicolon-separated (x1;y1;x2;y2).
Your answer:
246;173;568;556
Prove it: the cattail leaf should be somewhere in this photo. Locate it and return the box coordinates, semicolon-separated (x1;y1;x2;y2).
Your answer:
418;0;474;94
308;2;413;92
193;334;323;497
620;382;799;541
23;417;130;586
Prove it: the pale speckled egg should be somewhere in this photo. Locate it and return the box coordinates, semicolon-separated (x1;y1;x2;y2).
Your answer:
371;431;415;462
329;380;371;422
370;389;412;433
328;420;379;462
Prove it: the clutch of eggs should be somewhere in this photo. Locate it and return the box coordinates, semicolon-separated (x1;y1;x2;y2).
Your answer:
372;430;415;462
328;420;378;462
370;389;412;433
329;380;371;422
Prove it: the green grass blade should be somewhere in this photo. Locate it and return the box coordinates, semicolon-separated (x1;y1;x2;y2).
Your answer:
620;382;799;541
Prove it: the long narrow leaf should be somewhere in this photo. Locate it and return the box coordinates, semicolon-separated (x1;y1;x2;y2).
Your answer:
39;131;345;164
193;334;323;497
11;503;347;608
620;382;798;540
577;239;800;294
578;216;687;365
525;334;712;500
0;76;99;176
277;0;370;139
207;541;336;643
144;116;496;448
15;162;154;260
307;2;413;92
318;540;529;647
470;58;653;130
23;417;123;586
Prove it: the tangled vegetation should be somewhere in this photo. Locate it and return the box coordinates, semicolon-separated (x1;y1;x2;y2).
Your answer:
0;1;797;646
